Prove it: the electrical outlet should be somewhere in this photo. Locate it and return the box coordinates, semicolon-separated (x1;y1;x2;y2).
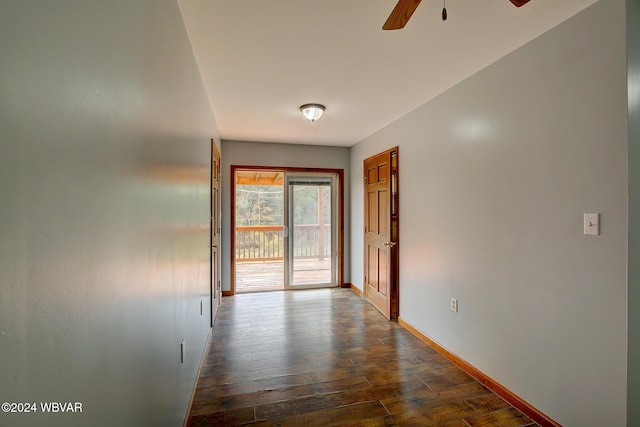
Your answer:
180;339;185;363
450;298;458;313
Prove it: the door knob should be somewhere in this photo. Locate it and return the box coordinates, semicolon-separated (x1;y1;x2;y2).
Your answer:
384;241;397;248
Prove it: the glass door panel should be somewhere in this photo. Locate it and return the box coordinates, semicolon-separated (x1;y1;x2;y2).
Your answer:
234;169;285;293
286;174;337;288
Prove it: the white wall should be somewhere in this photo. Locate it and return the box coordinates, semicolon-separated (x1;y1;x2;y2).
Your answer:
350;0;627;425
221;140;350;291
0;1;218;426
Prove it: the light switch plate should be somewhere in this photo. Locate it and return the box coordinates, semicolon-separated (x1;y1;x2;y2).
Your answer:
584;213;600;236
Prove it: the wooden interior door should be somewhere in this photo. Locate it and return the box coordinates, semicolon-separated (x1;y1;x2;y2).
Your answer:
364;148;399;320
211;140;221;324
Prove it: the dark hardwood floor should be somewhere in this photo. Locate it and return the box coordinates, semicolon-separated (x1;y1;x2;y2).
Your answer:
188;289;537;427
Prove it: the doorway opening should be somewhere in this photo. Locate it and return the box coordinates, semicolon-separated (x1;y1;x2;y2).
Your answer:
231;166;344;294
234;170;285;292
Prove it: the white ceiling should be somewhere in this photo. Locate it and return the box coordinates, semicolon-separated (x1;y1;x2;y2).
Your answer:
179;0;598;147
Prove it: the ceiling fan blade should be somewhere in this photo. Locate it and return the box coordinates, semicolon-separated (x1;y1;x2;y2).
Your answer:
382;0;423;30
510;0;531;6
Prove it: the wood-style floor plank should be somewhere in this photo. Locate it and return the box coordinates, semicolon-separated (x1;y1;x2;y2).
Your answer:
187;289;539;427
465;407;537;427
254;378;427;420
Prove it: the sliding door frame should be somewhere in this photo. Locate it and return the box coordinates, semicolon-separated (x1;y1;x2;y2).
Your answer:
284;172;339;290
230;165;345;296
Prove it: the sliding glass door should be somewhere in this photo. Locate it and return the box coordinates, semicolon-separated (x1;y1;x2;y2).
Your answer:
285;173;338;289
233;168;340;293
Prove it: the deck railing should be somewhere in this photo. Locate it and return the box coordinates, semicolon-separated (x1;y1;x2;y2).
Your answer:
235;225;330;262
236;225;283;261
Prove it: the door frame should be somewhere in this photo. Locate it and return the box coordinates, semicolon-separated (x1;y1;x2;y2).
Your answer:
284;172;340;290
210;140;221;326
230;165;345;296
363;147;399;319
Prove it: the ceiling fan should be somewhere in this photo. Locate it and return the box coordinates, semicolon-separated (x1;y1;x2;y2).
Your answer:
382;0;531;30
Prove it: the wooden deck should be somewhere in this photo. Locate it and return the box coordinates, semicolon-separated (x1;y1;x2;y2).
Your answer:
188;289;539;427
236;259;333;293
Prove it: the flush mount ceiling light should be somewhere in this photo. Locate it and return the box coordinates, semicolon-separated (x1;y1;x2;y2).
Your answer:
300;103;325;122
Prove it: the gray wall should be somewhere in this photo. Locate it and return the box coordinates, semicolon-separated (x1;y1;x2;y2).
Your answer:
221;140;350;291
0;1;217;426
350;0;628;425
628;0;640;424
